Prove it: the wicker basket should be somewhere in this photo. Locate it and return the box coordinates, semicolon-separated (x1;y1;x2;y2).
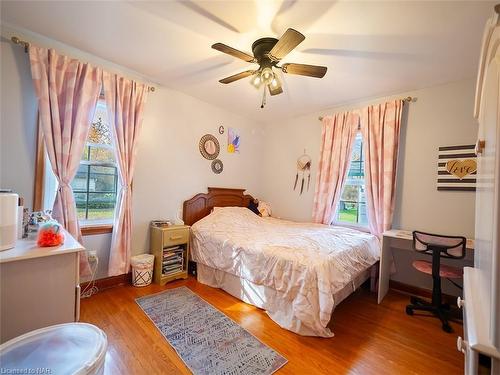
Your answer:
131;254;155;287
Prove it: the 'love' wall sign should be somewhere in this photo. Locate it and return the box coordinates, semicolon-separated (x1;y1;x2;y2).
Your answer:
437;144;477;191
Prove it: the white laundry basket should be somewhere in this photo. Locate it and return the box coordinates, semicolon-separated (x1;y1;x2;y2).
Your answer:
131;254;155;287
0;323;107;375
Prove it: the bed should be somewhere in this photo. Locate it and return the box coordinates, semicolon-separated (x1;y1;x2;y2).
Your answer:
183;187;381;337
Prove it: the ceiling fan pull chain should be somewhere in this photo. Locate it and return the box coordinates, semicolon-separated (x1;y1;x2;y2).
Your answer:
261;85;267;108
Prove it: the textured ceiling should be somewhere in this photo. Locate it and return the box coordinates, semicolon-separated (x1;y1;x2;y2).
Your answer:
1;1;495;121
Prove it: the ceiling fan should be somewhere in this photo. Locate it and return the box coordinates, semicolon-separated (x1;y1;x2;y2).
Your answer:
212;28;327;108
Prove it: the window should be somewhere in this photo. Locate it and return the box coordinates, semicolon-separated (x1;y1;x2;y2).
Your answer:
72;101;118;224
335;132;368;227
39;100;118;229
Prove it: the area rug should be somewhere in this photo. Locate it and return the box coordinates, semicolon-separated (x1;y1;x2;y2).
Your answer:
136;286;287;375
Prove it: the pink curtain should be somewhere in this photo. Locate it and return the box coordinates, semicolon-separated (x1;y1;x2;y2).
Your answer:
312;112;360;224
29;46;102;276
361;100;403;238
103;72;148;276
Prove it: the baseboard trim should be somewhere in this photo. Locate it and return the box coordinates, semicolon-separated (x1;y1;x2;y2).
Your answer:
81;272;132;292
389;280;458;305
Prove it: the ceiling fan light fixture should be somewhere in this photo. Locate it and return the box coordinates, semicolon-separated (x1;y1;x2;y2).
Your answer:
250;73;263;89
261;67;274;84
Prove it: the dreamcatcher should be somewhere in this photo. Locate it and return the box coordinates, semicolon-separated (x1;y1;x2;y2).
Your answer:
294;151;311;195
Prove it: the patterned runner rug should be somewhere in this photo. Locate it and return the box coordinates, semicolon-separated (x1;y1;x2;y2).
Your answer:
136;286;287;375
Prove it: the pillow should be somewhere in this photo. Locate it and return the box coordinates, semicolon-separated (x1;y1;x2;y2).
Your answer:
247;199;260;215
257;201;272;217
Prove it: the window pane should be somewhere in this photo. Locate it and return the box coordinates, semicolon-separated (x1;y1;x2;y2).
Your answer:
341;184;359;201
88;146;115;163
88;116;112;145
336;132;368;226
351;140;362;161
89;166;117;192
72;100;118;223
348;161;363;178
74;192;87;220
72;165;88;192
87;193;116;220
338;202;358;223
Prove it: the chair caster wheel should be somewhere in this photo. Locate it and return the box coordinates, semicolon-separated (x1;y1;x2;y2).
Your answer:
406;306;414;316
442;324;453;333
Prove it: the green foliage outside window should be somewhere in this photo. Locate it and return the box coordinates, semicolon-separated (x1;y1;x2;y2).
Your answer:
72;104;118;221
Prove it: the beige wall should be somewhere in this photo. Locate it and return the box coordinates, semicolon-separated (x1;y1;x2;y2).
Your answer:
0;30;38;210
0;25;264;280
131;86;265;256
261;79;478;238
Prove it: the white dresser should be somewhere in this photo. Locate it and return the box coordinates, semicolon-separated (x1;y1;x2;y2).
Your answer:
0;229;84;343
458;6;500;374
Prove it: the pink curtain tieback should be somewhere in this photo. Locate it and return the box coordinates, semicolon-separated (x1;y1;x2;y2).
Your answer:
57;182;72;191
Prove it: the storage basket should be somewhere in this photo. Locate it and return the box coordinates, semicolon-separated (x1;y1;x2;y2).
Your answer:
131;254;155;287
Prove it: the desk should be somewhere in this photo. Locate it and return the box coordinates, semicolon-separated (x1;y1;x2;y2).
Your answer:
377;229;474;304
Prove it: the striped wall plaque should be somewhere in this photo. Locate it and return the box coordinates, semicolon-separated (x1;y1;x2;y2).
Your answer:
437;144;477;191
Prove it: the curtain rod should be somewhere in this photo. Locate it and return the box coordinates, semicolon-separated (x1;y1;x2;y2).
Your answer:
10;35;156;92
318;96;414;121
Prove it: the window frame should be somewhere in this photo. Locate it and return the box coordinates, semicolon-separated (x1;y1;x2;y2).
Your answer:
33;100;116;236
332;131;370;232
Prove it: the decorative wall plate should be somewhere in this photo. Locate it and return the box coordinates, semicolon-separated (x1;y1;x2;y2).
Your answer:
199;134;220;160
211;159;223;174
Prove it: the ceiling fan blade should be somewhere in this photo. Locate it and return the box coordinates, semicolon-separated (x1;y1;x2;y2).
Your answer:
282;63;327;78
212;43;256;63
219;70;256;84
268;28;305;61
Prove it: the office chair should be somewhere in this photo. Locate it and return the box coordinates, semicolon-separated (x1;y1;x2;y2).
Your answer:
405;231;466;333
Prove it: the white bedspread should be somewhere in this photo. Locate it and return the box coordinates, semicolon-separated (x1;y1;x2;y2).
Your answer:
190;207;380;337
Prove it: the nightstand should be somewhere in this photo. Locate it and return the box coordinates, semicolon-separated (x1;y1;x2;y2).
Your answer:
150;225;190;285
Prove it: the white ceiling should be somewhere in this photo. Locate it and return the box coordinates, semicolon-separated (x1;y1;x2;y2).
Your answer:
1;1;495;121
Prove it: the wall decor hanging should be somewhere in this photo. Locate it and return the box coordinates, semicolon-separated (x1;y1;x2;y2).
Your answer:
227;127;240;153
211;159;223;174
437;144;477;191
218;125;225;135
294;151;312;195
199;134;220;160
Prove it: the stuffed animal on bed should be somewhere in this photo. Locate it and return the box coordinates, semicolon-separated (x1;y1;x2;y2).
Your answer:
37;220;65;247
257;201;272;217
248;199;260;215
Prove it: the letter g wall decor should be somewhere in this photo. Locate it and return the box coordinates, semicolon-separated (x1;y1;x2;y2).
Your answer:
437;144;477;191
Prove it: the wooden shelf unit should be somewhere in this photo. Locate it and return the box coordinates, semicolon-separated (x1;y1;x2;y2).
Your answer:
150;225;190;285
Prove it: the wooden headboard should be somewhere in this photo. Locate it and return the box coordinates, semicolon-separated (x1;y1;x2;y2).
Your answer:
182;187;255;226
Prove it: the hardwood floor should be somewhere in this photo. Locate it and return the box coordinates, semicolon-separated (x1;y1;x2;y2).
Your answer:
80;277;464;374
